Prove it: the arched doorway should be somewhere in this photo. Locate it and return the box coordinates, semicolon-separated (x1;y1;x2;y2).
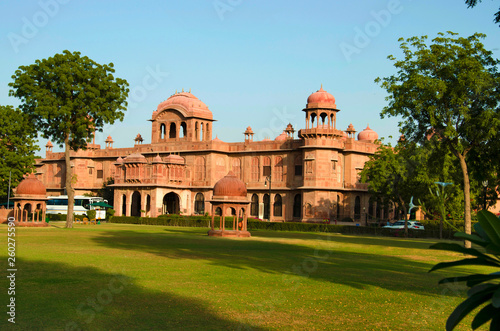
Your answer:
273;194;282;217
146;195;151;216
293;194;302;218
354;196;361;220
131;191;141;217
263;194;270;220
250;194;259;217
121;194;127;216
163;192;180;215
194;193;204;215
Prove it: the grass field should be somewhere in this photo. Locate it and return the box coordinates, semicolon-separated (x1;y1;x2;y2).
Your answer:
0;223;491;330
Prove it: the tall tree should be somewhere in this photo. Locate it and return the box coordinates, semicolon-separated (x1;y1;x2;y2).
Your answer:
360;142;430;236
375;32;500;247
9;50;129;228
0;105;39;199
464;0;500;26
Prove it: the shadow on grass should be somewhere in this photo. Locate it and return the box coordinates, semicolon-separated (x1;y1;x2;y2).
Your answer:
161;227;449;251
0;259;262;330
91;227;469;298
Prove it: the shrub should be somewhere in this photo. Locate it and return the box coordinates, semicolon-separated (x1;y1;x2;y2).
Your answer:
86;209;96;220
106;209;115;221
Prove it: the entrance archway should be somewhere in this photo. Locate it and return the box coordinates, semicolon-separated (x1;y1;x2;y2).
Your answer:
131;191;141;217
163;192;180;215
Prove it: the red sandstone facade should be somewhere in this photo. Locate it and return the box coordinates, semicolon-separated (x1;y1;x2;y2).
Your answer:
35;86;391;223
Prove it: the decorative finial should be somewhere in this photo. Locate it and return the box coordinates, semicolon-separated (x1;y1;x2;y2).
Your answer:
321;83;323;89
189;88;191;93
182;88;184;92
175;89;178;94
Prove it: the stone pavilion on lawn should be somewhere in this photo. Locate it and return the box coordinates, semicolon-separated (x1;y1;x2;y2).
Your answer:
208;171;251;237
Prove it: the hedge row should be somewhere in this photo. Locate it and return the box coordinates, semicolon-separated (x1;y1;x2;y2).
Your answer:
110;215;211;227
107;215;460;239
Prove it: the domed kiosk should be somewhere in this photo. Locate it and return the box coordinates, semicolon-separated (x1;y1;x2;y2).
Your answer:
12;174;49;227
208;171;251;237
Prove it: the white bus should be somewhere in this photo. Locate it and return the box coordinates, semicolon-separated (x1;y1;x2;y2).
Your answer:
46;196;107;215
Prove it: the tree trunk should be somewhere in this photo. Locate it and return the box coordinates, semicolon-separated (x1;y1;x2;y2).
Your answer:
65;136;75;228
457;153;471;248
399;196;408;238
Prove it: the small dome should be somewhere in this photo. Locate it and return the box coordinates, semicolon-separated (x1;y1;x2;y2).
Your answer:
244;126;254;134
116;156;124;163
45;141;53;148
16;174;46;197
213;171;247;197
275;131;287;141
153;154;163;163
164;154;184;164
213;136;223;142
358;125;379;142
105;136;113;143
124;153;147;163
306;85;336;109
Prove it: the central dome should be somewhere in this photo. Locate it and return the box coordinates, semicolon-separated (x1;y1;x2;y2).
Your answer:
155;91;213;120
213;172;247;197
306;85;337;109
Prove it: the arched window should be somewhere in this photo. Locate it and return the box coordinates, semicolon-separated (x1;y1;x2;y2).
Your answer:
311;113;317;127
215;207;222;216
274;157;283;182
195;157;206;181
293;194;302;218
354;196;361;219
250;194;259;217
160;123;166;140
195;122;199;141
320;112;327;127
273;194;282;217
294;155;303;177
180;122;187;138
200;122;204;141
194;193;204;214
251;157;259;181
169;123;176;139
206;123;210;140
263;156;271;177
232;158;241;179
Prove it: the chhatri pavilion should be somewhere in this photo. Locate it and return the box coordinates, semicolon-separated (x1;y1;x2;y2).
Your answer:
35;86;394;223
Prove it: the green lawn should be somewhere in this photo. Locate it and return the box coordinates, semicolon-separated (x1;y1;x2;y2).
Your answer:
0;223;490;330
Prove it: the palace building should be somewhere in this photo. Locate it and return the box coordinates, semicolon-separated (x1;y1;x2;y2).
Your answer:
35;86;389;223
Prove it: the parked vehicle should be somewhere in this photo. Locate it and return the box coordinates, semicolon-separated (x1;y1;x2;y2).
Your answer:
46;196;107;215
383;220;425;230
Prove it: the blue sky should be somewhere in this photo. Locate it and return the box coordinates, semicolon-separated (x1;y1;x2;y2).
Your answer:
1;0;499;155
